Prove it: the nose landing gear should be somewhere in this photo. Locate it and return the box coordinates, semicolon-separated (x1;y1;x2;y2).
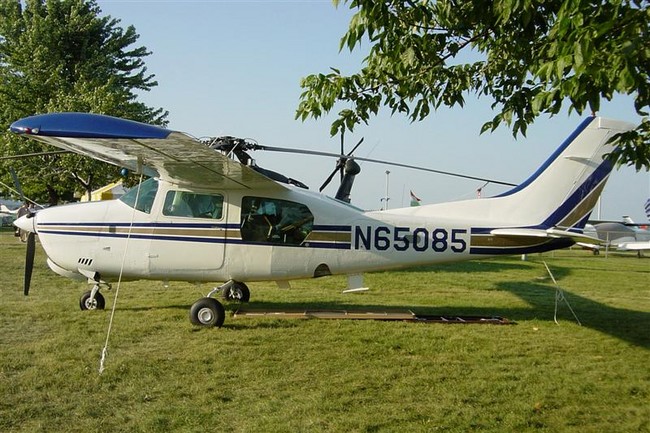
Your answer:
79;276;111;311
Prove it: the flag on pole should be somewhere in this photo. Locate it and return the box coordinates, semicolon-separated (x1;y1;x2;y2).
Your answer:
645;197;650;221
410;190;421;207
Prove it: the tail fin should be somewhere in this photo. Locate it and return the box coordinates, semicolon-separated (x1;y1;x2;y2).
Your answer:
493;117;635;230
622;215;635;225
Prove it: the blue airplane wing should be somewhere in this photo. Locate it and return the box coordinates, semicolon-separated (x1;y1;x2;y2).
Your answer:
10;112;286;191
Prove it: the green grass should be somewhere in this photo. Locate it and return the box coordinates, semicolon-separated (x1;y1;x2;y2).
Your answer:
1;228;648;432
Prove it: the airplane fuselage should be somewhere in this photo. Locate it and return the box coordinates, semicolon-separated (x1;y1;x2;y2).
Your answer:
27;177;568;285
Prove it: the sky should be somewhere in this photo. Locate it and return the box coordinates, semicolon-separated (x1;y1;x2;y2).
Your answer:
97;0;649;222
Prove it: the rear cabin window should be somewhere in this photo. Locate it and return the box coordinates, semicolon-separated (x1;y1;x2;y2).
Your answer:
162;191;224;219
240;197;313;245
119;178;159;214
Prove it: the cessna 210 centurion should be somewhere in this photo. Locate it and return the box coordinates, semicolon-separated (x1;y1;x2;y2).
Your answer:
11;113;633;327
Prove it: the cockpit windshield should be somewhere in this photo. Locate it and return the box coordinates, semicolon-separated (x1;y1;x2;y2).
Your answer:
119;178;159;213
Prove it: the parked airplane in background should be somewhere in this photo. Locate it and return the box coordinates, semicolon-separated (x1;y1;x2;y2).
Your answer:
11;113;633;327
582;214;650;256
1;203;19;226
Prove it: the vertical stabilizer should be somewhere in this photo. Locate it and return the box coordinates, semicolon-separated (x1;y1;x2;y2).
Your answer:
389;117;636;236
490;117;635;230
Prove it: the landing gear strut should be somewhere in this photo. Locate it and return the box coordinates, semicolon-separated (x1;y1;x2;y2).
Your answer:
79;281;109;310
80;289;105;310
189;280;250;328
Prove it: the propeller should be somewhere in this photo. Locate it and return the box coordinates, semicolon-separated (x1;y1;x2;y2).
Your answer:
6;167;40;295
24;231;35;296
319;136;365;192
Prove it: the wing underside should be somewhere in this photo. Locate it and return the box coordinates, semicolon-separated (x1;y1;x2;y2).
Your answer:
10;113;285;191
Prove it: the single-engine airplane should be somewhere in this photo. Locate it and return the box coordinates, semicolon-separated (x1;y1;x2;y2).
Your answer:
582;215;650;256
1;203;19;226
10;113;633;327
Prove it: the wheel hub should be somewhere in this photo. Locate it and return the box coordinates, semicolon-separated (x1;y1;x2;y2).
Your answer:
197;307;214;324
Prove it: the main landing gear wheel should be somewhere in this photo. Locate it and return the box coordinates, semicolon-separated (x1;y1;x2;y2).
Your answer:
80;291;106;310
222;281;250;303
190;297;226;328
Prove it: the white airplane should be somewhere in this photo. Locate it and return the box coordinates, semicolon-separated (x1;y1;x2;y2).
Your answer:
0;203;19;214
10;113;633;327
1;203;19;226
582;215;650;256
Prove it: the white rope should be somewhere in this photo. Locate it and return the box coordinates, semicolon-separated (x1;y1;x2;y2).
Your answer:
543;261;581;326
99;174;145;374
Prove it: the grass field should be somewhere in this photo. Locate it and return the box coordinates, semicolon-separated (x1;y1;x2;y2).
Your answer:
1;228;648;432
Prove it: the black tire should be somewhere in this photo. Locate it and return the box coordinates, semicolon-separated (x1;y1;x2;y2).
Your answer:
222;281;250;303
79;291;106;310
189;297;225;328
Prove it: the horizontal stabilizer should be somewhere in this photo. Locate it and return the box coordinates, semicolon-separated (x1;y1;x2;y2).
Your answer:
617;241;650;251
491;228;602;244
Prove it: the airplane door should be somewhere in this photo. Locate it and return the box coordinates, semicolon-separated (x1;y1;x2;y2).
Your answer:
148;189;227;280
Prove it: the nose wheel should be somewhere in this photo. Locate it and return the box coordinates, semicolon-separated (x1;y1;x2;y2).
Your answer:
80;290;106;310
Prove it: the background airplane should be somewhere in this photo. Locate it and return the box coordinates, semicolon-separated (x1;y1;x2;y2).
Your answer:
582;210;650;257
0;202;20;226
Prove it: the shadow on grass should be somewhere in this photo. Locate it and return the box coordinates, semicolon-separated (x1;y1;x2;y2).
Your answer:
115;294;649;348
213;281;649;349
110;265;647;349
498;281;650;349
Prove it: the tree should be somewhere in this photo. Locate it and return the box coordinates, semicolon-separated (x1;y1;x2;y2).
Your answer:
296;0;649;169
0;0;167;204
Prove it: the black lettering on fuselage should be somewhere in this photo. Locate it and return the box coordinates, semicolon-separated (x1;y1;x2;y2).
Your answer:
353;225;468;253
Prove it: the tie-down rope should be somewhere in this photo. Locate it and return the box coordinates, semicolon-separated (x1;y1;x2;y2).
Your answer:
99;173;145;374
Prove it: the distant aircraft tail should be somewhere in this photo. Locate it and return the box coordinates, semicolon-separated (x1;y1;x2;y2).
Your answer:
0;204;18;214
622;216;636;225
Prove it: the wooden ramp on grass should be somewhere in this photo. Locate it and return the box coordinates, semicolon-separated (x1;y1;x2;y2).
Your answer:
233;308;512;324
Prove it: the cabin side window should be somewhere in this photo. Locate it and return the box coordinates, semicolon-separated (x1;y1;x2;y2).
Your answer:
162;191;224;219
240;196;313;245
119;178;159;214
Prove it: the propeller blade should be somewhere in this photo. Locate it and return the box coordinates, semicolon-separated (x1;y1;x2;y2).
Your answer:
347;137;365;156
9;167;25;202
319;162;343;192
318;137;365;193
258;145;516;187
339;131;345;183
24;232;35;296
